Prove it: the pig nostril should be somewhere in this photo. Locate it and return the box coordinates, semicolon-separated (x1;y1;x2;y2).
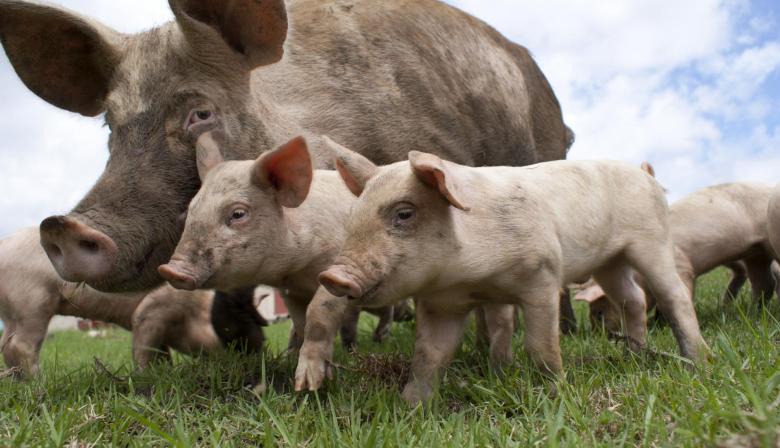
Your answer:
45;243;62;258
79;240;100;253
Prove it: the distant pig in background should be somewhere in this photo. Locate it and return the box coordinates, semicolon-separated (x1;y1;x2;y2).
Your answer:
310;144;707;404
159;133;431;353
769;184;780;264
577;181;780;332
0;228;264;378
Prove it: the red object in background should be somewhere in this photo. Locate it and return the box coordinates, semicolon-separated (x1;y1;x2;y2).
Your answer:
273;289;288;315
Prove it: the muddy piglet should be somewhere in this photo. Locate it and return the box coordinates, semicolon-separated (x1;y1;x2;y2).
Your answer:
158;133;407;354
309;144;708;405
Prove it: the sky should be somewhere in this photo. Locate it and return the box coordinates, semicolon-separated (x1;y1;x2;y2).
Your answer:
0;0;779;239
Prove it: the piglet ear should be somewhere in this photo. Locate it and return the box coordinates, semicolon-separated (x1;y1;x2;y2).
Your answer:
195;132;225;182
574;283;606;303
408;151;470;211
641;161;656;178
322;136;378;197
252;136;312;208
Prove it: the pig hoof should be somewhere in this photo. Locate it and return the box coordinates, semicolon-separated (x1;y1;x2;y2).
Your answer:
401;381;433;406
294;356;330;391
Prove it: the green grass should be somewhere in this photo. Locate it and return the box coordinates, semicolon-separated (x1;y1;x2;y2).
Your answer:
1;269;779;446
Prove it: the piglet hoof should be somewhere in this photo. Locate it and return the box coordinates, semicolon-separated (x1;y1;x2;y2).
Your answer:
372;329;390;344
401;380;433;406
294;346;333;392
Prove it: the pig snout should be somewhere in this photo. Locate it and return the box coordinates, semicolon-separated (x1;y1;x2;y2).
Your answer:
319;267;363;299
158;260;201;291
40;215;118;283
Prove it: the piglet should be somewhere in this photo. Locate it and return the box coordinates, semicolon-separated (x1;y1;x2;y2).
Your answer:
308;143;707;405
577;180;780;331
770;184;780;264
0;228;262;377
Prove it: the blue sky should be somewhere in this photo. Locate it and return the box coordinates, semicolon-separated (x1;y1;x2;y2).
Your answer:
0;0;779;239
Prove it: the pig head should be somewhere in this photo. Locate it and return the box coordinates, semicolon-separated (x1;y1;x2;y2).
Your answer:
158;132;313;291
319;144;471;309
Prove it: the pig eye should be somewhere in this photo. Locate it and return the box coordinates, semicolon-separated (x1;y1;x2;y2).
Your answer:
185;108;216;133
228;207;249;226
392;208;416;227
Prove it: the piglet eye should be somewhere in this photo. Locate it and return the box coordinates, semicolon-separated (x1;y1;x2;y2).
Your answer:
392;208;416;227
185;108;216;132
228;207;249;226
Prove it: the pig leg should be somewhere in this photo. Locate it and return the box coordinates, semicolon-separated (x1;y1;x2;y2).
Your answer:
402;299;469;405
744;254;776;307
339;304;362;351
518;288;563;375
284;294;310;352
295;288;349;391
481;304;515;369
559;288;577;335
593;263;647;352
132;321;172;370
372;306;394;343
628;244;708;362
772;261;780;301
392;299;415;322
473;306;489;348
3;315;50;378
722;261;748;303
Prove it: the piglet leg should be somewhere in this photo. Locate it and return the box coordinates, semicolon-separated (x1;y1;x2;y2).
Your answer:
295;288;348;391
402;298;469;406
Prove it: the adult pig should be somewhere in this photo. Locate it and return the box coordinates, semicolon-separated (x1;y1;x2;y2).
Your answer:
0;227;264;377
310;148;707;404
0;0;571;293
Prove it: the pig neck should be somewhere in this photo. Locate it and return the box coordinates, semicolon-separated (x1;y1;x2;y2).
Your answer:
56;282;145;331
271;172;351;292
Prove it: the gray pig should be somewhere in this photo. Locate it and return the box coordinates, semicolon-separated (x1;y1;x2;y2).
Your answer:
0;0;570;293
0;228;263;377
306;145;707;405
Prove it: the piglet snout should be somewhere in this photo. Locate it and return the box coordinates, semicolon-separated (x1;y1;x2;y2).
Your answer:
158;261;199;291
319;267;363;299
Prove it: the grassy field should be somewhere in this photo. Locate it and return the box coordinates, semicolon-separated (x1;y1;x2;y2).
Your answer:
1;269;779;447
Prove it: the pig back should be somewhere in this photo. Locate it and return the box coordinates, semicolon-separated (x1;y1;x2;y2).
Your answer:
669;183;774;274
257;0;569;168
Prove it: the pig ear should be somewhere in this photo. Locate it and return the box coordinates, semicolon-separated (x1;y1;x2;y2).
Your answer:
252;137;312;208
195;132;225;182
0;1;124;116
641;161;656;178
322;136;379;197
408;151;470;211
170;0;288;69
574;284;606;303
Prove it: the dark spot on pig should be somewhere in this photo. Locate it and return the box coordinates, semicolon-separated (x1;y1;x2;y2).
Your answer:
211;287;266;352
306;323;328;342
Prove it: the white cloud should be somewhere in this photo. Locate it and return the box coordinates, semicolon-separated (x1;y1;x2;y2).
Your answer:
451;0;780;201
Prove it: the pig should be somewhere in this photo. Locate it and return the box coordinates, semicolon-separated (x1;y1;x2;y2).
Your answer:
0;227;264;377
305;145;707;405
576;181;780;332
157;133;441;352
770;184;780;262
0;0;570;293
